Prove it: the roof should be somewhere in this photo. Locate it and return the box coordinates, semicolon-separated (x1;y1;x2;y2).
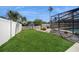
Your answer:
51;7;79;17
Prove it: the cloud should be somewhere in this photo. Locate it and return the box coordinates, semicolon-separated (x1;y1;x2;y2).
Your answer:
18;10;48;16
53;6;78;13
14;6;25;10
18;10;39;16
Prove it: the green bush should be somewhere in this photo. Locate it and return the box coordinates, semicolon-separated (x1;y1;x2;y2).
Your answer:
41;27;46;31
47;26;50;28
64;31;68;34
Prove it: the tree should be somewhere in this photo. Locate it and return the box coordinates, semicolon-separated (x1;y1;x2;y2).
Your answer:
33;19;43;26
27;21;33;25
42;21;48;24
7;10;20;22
21;17;27;26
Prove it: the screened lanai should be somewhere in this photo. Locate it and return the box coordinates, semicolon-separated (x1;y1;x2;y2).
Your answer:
50;8;79;42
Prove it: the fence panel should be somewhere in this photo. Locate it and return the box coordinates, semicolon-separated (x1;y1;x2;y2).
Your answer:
0;18;22;46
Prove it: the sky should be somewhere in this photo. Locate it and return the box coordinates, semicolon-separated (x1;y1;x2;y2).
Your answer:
0;6;78;22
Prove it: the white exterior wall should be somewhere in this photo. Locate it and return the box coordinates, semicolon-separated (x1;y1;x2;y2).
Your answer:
0;18;22;46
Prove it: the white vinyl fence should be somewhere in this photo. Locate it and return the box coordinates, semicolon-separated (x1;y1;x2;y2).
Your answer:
0;18;22;46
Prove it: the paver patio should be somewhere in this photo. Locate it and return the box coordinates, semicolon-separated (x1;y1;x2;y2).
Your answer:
66;43;79;52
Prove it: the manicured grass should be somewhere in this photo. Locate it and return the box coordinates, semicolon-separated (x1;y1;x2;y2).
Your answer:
0;29;74;52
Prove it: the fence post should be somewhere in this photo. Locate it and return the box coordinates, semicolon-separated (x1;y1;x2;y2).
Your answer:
10;20;12;38
71;12;74;35
58;14;60;35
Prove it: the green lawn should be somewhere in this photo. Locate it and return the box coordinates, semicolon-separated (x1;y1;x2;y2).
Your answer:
0;29;74;52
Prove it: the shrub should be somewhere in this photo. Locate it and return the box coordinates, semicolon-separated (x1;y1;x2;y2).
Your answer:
47;26;50;28
41;27;46;31
74;32;79;35
64;31;68;34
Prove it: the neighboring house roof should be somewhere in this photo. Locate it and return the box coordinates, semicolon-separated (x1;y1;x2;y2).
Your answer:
42;24;50;26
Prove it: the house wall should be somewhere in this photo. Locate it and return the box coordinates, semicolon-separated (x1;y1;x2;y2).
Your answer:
0;18;22;46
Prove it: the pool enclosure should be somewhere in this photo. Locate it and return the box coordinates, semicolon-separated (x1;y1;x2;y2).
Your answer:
50;8;79;41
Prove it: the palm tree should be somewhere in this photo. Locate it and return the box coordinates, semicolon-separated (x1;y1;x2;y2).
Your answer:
7;10;20;21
